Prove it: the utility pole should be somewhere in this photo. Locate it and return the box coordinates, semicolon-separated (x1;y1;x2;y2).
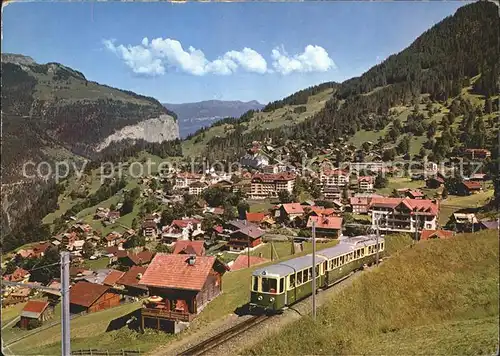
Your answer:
60;251;71;356
311;221;317;321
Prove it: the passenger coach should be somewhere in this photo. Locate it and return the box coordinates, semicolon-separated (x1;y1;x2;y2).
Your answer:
250;235;385;312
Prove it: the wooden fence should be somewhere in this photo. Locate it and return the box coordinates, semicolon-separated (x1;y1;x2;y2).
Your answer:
71;349;140;356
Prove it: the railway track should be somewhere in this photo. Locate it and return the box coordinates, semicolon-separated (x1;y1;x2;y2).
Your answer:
178;315;270;356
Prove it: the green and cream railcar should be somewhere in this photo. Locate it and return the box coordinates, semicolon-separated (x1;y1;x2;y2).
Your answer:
250;235;385;312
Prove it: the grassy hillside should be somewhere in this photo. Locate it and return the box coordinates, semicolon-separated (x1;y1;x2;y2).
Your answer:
7;235;412;355
246;230;499;355
182;88;335;157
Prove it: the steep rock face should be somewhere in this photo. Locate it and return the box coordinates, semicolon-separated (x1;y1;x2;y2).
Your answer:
1;53;180;234
96;114;179;151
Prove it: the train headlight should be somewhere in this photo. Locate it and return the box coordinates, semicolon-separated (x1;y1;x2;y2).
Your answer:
258;296;263;301
270;297;275;302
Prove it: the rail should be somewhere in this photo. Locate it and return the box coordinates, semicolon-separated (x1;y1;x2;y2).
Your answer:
179;315;269;356
71;349;140;356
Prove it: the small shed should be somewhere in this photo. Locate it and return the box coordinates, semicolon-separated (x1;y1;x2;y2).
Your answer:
20;300;53;329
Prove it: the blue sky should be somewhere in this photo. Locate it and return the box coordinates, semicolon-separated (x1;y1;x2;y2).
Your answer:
3;1;468;104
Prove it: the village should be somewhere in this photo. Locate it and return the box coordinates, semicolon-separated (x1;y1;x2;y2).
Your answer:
1;137;497;342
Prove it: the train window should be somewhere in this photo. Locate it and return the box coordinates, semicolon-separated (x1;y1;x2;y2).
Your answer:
308;267;312;280
297;271;303;284
252;276;258;292
289;274;296;289
323;261;327;273
262;278;277;293
279;278;284;294
315;265;319;276
361;248;365;257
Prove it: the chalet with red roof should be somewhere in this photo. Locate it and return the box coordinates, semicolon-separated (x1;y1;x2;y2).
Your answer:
104;231;123;248
20;300;53;329
116;266;148;296
3;267;30;283
305;206;337;218
69;281;120;314
464;148;491;160
307;216;343;238
278;203;305;222
142;218;159;240
172;241;205;256
102;270;125;287
250;172;296;199
228;225;265;251
370;197;439;233
246;212;267;224
406;190;425;200
139;254;228;332
162;218;203;244
426;176;445;189
357;176;374;192
118;250;155;268
349;196;371;214
420;229;454;241
107;210;121;223
461;180;483;195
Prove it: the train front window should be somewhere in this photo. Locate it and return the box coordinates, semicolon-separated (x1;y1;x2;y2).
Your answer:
262;278;278;293
252;276;258;292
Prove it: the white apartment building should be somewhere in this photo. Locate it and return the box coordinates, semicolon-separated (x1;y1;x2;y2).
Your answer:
174;172;204;190
319;169;350;191
250;173;296;199
370;197;438;233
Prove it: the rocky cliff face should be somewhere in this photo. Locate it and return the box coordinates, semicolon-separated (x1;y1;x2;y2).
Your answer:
1;53;180;234
96;114;179;151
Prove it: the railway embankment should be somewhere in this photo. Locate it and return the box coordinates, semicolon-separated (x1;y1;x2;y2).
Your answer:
245;229;499;355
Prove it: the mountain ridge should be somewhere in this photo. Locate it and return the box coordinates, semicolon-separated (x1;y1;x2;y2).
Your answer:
1;54;180;234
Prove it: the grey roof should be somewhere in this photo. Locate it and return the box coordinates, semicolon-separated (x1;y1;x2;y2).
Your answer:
317;235;383;259
253;254;326;278
252;235;384;278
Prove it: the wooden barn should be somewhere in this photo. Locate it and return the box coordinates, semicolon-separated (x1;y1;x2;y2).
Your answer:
69;281;120;314
19;300;53;329
139;254;228;333
227;226;265;252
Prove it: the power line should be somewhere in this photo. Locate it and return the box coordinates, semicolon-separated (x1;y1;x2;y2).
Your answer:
28;262;61;272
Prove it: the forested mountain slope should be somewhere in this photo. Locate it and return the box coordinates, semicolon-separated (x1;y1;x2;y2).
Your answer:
1;54;180;236
185;1;499;166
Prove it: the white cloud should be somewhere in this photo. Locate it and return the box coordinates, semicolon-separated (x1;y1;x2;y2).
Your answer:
103;38;334;77
271;45;336;75
103;39;165;76
103;37;268;76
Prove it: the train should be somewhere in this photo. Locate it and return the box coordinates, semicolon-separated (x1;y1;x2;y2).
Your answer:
249;235;385;313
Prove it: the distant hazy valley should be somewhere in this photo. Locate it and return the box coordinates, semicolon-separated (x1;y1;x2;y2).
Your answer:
164;100;264;137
